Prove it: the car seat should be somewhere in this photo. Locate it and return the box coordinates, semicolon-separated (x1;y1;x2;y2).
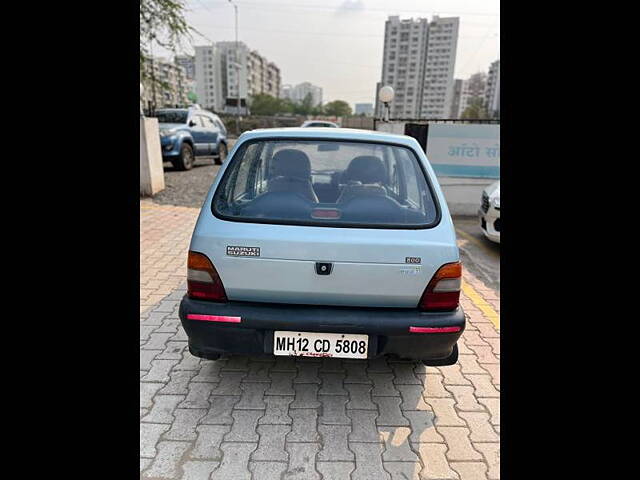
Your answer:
268;149;319;203
337;155;388;204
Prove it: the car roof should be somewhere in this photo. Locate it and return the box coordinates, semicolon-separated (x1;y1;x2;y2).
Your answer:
237;127;421;148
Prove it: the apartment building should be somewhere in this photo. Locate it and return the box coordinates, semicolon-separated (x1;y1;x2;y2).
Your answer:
485;59;500;118
281;82;323;107
141;56;189;110
458;72;487;117
449;79;463;118
377;15;459;119
175;55;195;80
195;42;281;113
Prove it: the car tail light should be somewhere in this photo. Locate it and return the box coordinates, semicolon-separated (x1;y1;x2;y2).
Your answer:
187;251;228;302
418;262;462;311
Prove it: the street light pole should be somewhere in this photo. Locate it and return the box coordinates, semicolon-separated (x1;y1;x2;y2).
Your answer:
228;0;240;135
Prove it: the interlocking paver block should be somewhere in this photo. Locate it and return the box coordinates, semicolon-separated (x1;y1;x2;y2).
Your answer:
319;395;349;425
367;356;392;373
141;311;168;326
374;396;409;426
370;373;400;397
250;461;288;480
344;363;372;384
295;363;321;384
245;361;273;382
140;423;170;458
438;427;482;461
155;319;180;335
141;395;184;424
174;351;202;371
288;409;319;442
347;410;380;443
179;382;217;409
317;461;355;480
474;443;500;479
467;344;500;364
440;364;472;386
345;383;377;410
458;411;499;442
140;457;152;473
465;375;499;398
143;332;174;351
351;442;390;480
235;382;268;410
210;442;257;480
191;425;230;460
426;398;466;426
416;443;458;479
181;460;221;480
451;461;489;480
252;424;291;461
267;371;296;395
221;355;250;371
446;385;485;412
284;443;321;480
142;440;190;479
224;410;263;442
318;425;354;461
418;373;452;398
140;325;155;341
290;384;320;409
458;354;489;375
141;382;164;408
385;462;421;480
479;363;500;386
396;384;431;410
478;398;499;425
211;372;245;395
391;362;422;384
260;395;293;424
379;426;419;462
272;356;298;372
159;370;197;395
201;395;240;425
142;359;179;383
319;357;345;373
163;408;207;441
141;349;160;371
319;372;347;395
192;361;223;382
403;410;444;443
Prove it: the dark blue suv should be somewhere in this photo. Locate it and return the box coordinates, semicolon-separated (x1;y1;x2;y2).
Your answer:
152;107;229;170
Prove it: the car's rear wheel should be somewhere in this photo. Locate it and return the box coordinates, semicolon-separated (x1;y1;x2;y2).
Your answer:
214;143;227;165
172;143;194;170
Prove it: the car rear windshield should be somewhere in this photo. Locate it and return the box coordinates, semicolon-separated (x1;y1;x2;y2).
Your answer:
212;139;439;228
153;110;188;124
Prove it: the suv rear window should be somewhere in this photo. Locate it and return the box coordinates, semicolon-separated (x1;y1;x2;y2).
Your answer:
213;139;439;228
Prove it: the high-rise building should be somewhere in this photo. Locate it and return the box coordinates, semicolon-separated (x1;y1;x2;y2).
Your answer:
449;79;463;118
281;82;323;107
355;103;374;116
175;55;195;80
194;42;281;113
141;57;190;110
377;15;459;119
485;60;500;118
458;72;487;117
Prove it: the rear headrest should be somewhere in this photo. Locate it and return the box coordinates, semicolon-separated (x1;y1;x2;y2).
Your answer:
272;149;312;180
343;156;387;184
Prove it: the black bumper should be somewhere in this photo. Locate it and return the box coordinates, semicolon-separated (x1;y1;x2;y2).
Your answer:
178;296;465;362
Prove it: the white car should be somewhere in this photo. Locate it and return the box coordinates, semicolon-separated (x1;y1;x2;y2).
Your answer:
300;120;339;128
479;180;500;243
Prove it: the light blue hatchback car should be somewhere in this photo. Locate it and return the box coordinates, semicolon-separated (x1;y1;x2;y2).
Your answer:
179;128;465;365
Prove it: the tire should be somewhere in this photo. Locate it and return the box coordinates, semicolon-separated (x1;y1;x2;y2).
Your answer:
215;142;227;165
173;143;194;170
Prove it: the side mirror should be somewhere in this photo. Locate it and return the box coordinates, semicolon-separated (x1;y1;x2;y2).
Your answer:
189;120;197;127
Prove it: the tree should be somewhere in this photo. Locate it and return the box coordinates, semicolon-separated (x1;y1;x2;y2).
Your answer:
248;94;289;115
140;0;191;79
460;97;488;119
323;100;352;117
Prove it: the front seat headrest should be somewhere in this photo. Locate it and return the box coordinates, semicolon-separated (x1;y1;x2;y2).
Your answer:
272;149;312;180
342;156;387;184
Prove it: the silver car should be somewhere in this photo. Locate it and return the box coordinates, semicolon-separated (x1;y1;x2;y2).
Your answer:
479;180;500;243
179;128;465;365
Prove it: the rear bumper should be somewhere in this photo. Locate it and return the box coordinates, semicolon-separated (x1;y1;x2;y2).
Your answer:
179;296;465;361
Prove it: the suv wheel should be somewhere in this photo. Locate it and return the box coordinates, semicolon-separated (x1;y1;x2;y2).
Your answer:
215;143;227;165
173;143;194;170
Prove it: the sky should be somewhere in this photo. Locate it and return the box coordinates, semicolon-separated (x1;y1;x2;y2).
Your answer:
152;0;500;108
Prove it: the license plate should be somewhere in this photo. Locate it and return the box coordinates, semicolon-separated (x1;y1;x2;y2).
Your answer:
273;331;368;359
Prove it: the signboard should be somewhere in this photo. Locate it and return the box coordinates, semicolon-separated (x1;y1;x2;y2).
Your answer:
425;124;500;178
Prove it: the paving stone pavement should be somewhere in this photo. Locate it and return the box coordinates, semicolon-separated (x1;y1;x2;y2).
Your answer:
140;202;500;479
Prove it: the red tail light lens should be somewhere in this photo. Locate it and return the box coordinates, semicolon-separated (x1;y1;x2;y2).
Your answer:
419;262;462;311
187;251;228;302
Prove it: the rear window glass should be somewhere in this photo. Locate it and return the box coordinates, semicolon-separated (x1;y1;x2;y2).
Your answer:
212;139;439;228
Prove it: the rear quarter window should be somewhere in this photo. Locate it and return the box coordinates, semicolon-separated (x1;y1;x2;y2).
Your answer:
212;139;440;229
